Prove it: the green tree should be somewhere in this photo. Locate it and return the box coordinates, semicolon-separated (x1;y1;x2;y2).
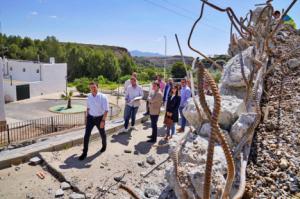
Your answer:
21;37;34;49
67;47;89;80
8;44;20;59
171;62;187;78
119;54;136;76
101;51;121;81
20;46;37;60
43;36;65;62
86;50;104;78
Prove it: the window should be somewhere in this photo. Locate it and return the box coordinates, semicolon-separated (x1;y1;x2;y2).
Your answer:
23;68;26;72
10;67;12;71
36;69;40;73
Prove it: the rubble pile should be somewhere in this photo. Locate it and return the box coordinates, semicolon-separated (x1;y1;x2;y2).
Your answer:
164;1;299;198
245;27;300;198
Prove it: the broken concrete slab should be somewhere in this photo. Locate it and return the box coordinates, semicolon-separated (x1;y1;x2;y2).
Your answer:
183;96;245;130
69;192;85;199
29;157;42;165
55;189;64;197
60;181;71;190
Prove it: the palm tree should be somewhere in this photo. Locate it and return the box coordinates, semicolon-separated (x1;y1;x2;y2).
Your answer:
61;90;73;109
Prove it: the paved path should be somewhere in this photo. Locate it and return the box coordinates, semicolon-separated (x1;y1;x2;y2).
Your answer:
5;90;146;123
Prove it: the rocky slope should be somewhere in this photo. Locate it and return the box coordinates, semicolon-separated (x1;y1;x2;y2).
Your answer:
245;27;300;198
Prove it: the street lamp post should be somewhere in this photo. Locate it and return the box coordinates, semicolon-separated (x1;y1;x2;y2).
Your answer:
164;35;167;80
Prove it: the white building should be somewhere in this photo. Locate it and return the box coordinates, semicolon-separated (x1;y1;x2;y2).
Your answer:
1;58;67;102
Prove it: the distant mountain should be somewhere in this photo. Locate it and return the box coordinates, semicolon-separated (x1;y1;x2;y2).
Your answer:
130;50;163;57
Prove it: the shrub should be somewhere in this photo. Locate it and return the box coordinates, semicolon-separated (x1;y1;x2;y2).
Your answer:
119;75;131;83
74;77;90;94
209;69;222;84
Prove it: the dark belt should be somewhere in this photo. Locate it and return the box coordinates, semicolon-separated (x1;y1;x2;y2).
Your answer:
88;114;103;118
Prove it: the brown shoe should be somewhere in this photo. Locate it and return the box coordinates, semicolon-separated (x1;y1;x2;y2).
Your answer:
177;128;184;133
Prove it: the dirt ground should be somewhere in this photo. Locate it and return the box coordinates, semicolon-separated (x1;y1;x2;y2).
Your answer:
0;163;72;199
0;117;183;199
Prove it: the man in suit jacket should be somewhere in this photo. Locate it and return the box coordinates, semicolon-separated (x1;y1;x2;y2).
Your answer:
163;78;173;106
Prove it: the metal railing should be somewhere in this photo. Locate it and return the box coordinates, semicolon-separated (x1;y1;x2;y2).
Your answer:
0;112;86;147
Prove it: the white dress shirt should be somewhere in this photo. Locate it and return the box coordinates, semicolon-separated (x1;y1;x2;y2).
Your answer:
124;79;139;93
125;85;143;107
87;92;109;117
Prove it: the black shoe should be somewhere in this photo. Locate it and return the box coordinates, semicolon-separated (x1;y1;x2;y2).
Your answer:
78;153;87;161
147;136;153;138
143;112;149;116
147;139;156;143
100;147;106;153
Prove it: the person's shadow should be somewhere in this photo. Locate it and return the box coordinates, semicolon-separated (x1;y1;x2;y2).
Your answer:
59;150;102;169
111;129;133;146
156;139;170;154
142;121;151;130
134;141;154;154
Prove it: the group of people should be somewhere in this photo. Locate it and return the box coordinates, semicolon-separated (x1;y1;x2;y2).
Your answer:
122;73;192;143
78;72;192;160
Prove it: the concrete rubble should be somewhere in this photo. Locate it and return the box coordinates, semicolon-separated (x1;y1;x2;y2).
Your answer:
164;3;300;198
183;95;245;130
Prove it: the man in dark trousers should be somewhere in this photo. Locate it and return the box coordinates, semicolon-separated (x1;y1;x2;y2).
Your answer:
163;78;173;106
79;82;109;160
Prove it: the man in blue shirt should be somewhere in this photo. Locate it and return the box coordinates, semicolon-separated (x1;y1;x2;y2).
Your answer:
177;79;191;133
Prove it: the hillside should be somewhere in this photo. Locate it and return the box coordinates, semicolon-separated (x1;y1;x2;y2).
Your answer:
133;55;194;68
61;42;130;57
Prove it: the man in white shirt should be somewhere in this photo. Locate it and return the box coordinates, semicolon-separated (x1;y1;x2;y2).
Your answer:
124;72;138;93
79;82;109;160
122;77;143;132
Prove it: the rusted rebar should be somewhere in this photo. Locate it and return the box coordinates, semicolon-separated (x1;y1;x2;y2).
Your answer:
187;1;223;71
119;184;141;199
196;61;235;199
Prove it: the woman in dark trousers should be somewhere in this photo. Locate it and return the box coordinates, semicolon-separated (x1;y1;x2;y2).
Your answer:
164;85;181;140
147;81;163;143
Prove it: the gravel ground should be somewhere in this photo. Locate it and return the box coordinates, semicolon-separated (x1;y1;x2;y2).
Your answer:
245;29;300;198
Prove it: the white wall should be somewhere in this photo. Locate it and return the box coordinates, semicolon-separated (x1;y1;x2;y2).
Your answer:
40;63;67;94
0;58;6;121
6;60;41;82
2;60;67;101
15;63;67;99
3;81;17;102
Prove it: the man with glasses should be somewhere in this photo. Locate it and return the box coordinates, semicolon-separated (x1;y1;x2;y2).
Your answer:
177;78;191;133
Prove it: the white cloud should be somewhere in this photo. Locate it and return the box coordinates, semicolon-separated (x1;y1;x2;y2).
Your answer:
30;11;38;16
49;15;58;19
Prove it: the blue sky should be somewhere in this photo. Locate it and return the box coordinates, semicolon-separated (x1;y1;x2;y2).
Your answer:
0;0;299;56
